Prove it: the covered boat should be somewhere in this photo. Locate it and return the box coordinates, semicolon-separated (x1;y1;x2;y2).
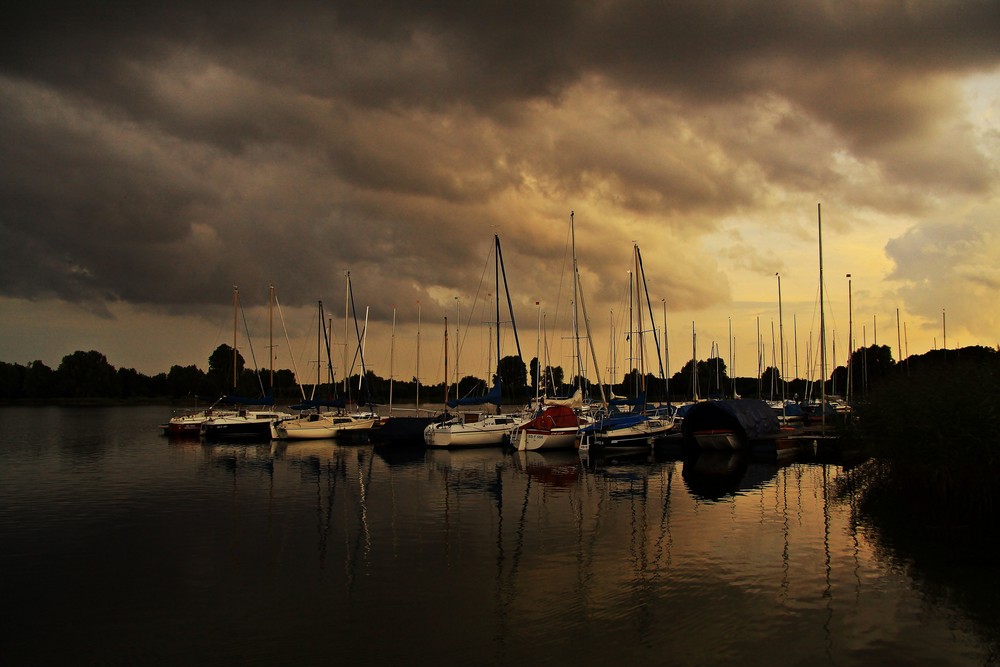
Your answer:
680;399;780;450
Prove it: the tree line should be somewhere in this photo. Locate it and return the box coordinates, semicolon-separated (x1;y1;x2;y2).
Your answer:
3;342;992;405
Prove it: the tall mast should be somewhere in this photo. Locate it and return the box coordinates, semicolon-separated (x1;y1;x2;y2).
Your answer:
818;203;827;431
535;300;541;406
633;243;644;395
269;284;274;392
232;285;239;391
846;274;853;406
495;235;501;390
416;301;421;410
570;211;606;404
776;273;785;403
316;301;321;391
443;317;449;407
571;212;582;390
344;272;350;395
389;305;396;415
663;300;670;403
691;321;698;401
628;267;634;395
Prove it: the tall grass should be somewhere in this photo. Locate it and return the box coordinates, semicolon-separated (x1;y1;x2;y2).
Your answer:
851;355;1000;522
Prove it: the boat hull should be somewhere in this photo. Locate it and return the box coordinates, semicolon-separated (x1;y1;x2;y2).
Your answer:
692;429;745;450
515;428;579;451
201;411;291;441
581;417;674;453
424;415;523;447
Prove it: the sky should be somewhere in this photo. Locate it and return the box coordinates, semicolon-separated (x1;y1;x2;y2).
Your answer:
1;1;998;389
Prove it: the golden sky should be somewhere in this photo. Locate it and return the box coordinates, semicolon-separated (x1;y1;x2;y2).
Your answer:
1;1;998;382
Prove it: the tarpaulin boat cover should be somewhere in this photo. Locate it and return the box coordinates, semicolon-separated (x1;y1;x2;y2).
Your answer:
680;399;779;441
288;398;347;411
580;411;649;434
544;388;583;408
523;405;579;430
221;392;274;406
609;392;645;408
447;380;502;408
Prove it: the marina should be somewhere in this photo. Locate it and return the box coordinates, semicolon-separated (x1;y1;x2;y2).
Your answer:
2;405;997;666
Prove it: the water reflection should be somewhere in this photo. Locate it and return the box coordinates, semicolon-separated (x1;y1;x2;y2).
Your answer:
1;406;996;666
681;450;778;501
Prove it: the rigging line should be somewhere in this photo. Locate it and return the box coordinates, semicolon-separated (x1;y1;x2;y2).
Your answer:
635;246;665;380
291;303;319;395
458;237;494;368
495;235;523;362
348;279;372;405
320;301;339;397
273;292;306;401
239;298;266;396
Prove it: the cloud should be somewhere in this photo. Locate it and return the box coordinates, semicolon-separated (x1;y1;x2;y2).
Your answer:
1;0;998;373
885;208;1000;343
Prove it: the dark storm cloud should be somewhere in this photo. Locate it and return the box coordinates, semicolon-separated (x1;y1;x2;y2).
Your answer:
1;0;998;324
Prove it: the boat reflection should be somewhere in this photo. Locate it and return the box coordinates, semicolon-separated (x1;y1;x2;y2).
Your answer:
512;450;581;488
681;450;778;501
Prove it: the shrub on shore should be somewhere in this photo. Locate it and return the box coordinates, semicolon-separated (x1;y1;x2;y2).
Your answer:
851;347;1000;522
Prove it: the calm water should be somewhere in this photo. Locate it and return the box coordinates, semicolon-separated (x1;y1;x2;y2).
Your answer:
1;406;997;666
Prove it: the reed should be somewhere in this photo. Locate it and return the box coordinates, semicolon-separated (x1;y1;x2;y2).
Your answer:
851;351;1000;522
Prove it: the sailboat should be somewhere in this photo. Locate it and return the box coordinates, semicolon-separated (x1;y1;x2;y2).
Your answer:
275;299;377;440
424;235;529;447
580;243;675;452
202;285;293;440
511;217;589;451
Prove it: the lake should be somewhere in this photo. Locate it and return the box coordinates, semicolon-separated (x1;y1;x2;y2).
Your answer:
1;405;996;666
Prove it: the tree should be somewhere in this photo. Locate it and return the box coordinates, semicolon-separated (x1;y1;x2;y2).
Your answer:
207;344;244;396
56;350;117;398
167;364;206;398
529;357;539;393
23;360;54;399
0;361;25;400
496;355;527;402
760;366;782;400
541;365;564;394
116;367;145;398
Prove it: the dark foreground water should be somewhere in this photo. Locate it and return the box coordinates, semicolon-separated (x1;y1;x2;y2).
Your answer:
1;406;997;666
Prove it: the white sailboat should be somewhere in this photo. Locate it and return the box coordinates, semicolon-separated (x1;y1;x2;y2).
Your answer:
424;234;529;447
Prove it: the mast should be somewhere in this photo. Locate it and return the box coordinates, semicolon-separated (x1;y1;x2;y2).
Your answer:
777;273;785;403
495;235;501;394
344;272;350;395
818;203;827;431
570;211;607;404
691;321;699;401
663;299;670;404
389;305;396;415
846;274;853;406
315;300;321;396
269;284;274;392
571;212;582;392
635;244;664;387
628;266;635;395
535;300;541;407
728;317;733;399
416;301;422;410
444;316;449;407
232;285;239;391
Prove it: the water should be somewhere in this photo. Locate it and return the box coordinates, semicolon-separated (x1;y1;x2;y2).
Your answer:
1;406;996;666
